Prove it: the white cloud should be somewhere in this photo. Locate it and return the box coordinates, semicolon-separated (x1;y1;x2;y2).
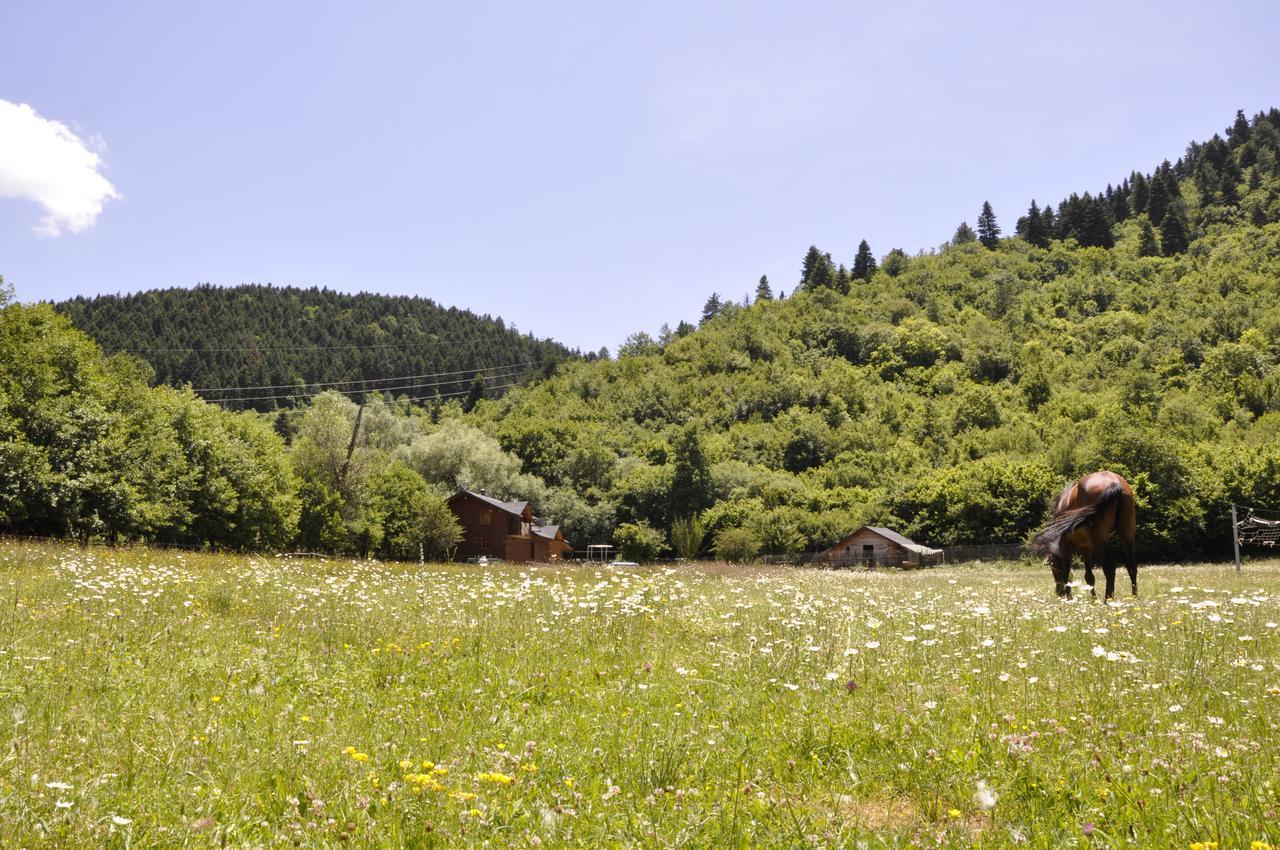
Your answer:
0;99;119;236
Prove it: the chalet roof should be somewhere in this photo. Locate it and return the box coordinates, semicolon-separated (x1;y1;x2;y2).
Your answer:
451;490;529;517
863;526;942;556
531;524;560;540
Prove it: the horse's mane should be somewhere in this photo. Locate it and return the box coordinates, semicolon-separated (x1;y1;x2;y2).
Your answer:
1032;482;1125;557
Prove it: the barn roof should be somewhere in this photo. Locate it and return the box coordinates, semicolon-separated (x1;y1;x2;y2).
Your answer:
450;490;529;517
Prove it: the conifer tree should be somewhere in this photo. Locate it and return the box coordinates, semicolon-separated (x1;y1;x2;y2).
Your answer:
1136;217;1161;257
851;239;877;280
1228;109;1251;148
1039;205;1055;240
1131;172;1149;215
1019;200;1050;248
755;275;773;301
952;222;977;245
800;245;824;287
976;202;1001;249
463;375;486;413
800;246;839;292
700;293;723;325
1160;207;1190;255
1145;174;1170;226
1077;194;1114;249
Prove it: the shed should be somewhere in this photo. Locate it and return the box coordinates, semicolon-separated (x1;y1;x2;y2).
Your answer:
815;525;943;569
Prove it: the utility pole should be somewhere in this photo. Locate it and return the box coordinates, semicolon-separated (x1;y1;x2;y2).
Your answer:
339;403;365;485
1231;503;1241;573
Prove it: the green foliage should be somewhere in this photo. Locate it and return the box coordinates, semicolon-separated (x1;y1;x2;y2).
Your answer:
712;526;762;563
367;461;462;560
613;520;664;562
0;304;298;548
890;457;1059;546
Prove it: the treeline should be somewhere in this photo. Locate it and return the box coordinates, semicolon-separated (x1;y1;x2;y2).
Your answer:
53;285;576;411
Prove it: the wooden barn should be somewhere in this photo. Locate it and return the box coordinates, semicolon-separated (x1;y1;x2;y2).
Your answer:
446;490;573;563
815;525;943;569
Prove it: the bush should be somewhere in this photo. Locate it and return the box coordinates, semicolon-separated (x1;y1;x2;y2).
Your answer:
713;527;762;563
614;521;664;563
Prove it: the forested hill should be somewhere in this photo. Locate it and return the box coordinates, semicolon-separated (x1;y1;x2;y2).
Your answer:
453;107;1280;561
53;285;576;410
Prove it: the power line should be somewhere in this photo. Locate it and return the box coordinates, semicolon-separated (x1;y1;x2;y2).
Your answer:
210;380;521;407
106;339;538;354
192;361;538;394
205;370;528;404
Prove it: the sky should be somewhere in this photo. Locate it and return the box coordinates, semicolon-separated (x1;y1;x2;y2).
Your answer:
2;1;1279;353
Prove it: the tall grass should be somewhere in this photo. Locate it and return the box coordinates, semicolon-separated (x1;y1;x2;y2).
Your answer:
1;540;1278;848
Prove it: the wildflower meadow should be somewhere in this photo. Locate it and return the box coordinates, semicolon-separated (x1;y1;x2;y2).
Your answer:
2;540;1279;848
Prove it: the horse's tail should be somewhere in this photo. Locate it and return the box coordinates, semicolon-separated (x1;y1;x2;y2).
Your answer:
1032;482;1125;557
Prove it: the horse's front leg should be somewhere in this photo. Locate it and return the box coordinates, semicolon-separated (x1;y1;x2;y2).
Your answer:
1050;554;1072;598
1082;553;1096;599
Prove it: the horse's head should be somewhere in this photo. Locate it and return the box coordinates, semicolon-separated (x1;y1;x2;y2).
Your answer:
1040;545;1072;597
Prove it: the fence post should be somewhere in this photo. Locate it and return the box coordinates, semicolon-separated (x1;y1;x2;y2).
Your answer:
1232;503;1241;573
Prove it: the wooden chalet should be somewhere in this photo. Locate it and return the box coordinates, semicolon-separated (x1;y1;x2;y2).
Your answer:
446;490;572;563
815;525;943;569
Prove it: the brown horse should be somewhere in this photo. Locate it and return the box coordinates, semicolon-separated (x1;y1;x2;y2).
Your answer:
1032;470;1137;599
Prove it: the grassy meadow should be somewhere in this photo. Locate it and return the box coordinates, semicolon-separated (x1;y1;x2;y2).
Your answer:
2;541;1279;848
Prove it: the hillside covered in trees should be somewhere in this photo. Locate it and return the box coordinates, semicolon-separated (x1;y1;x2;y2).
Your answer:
53;285;575;410
453;108;1280;561
3;108;1280;563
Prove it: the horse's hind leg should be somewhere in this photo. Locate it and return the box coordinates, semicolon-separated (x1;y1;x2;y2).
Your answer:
1097;537;1117;600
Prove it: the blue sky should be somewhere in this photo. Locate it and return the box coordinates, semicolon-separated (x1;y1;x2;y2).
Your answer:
2;0;1278;352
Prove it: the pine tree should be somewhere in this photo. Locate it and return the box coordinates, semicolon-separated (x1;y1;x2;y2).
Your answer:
952;222;977;245
1228;109;1251;148
1077;194;1114;248
755;275;773;301
700;293;723;325
1020;200;1049;248
800;245;824;287
462;375;486;413
1145;174;1170;226
1131;172;1149;215
1160;207;1190;255
851;239;876;280
1039;205;1055;240
1136;217;1160;257
1109;181;1131;223
800;247;839;292
976;201;1000;249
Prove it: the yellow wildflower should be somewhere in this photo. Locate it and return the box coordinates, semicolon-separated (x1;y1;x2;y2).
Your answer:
948;809;962;818
478;772;514;785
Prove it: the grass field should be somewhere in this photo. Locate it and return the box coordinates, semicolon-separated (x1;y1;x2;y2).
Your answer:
2;541;1279;848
